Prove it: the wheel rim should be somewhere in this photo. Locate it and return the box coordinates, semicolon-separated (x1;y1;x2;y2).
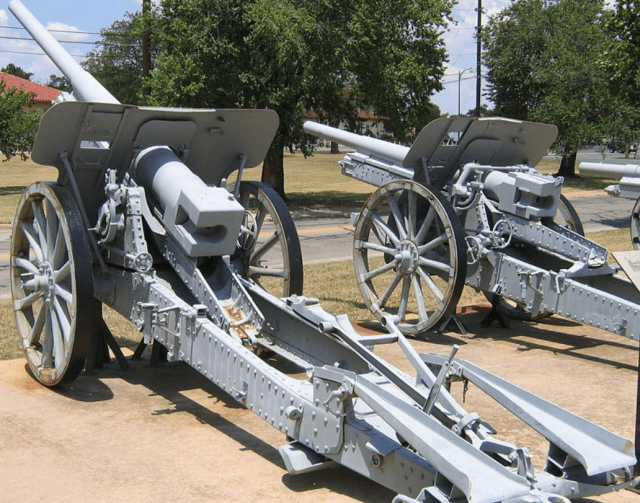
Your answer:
353;181;466;335
233;181;303;297
11;183;96;386
631;197;640;251
555;194;584;235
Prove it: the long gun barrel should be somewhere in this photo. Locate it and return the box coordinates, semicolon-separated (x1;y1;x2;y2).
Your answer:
579;161;640;179
9;0;119;104
303;120;409;167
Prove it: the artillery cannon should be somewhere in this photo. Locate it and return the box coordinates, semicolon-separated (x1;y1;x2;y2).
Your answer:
579;161;640;250
7;2;640;502
304;120;640;341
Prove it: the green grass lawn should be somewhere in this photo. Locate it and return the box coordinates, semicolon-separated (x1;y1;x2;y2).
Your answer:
0;152;632;361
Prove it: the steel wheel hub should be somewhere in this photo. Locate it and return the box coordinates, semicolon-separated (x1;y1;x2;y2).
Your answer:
395;241;419;274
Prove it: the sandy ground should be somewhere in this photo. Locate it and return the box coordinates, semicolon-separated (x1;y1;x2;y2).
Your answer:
1;305;639;503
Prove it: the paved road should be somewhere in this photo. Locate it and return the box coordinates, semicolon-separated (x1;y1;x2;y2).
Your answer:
0;191;635;300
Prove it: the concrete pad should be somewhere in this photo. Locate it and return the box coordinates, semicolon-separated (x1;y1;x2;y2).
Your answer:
0;307;639;503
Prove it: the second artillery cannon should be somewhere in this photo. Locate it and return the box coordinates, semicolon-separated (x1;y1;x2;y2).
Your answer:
579;160;640;250
304;119;640;340
7;2;640;502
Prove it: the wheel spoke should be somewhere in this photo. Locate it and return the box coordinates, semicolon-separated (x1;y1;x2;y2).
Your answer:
417;266;445;302
359;260;397;282
50;306;65;370
418;256;453;275
407;190;417;239
54;260;71;283
21;222;44;263
398;277;410;320
386;194;407;240
27;305;46;346
31;200;48;258
355;240;396;256
41;310;53;368
370;213;400;247
51;217;67;270
415;206;436;244
417;234;449;255
54;283;73;305
251;232;280;264
13;257;39;275
411;274;429;322
45;199;59;262
376;270;403;308
14;291;43;310
53;296;71;343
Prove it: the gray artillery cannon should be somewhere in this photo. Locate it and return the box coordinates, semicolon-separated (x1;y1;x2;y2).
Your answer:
8;2;640;502
304;120;640;341
579;161;640;249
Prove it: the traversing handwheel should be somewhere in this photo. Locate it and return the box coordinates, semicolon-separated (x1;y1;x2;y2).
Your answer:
490;193;584;320
232;181;303;297
11;182;98;386
353;181;466;335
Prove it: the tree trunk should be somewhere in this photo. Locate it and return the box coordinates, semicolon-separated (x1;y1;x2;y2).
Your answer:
330;141;340;154
556;150;577;178
261;142;286;200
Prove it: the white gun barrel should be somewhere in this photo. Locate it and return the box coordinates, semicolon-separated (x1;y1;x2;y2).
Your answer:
303;120;409;167
9;0;119;104
579;161;640;179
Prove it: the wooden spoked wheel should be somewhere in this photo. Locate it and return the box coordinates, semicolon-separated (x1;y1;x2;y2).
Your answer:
11;182;98;386
233;181;303;297
353;181;466;336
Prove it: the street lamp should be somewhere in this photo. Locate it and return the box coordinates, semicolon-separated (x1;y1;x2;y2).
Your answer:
458;68;473;116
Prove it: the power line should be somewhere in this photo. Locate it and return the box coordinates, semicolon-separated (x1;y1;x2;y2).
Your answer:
0;48;85;58
0;34;99;44
0;24;100;36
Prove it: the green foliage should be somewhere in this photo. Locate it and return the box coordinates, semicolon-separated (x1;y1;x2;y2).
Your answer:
482;0;618;175
0;80;41;161
83;10;161;105
1;63;32;81
148;0;452;196
46;74;72;92
602;1;640;149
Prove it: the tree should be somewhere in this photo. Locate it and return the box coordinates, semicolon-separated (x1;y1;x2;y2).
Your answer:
483;0;616;176
46;74;72;92
603;1;640;156
83;10;161;105
0;81;41;160
1;64;33;81
147;0;452;198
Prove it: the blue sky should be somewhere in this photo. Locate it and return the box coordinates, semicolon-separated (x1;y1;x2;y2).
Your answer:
0;0;147;83
0;0;554;117
0;0;509;116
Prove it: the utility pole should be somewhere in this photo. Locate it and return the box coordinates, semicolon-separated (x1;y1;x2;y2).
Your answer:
475;0;482;117
142;0;151;98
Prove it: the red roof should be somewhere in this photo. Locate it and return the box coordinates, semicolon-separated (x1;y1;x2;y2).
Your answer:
0;72;61;102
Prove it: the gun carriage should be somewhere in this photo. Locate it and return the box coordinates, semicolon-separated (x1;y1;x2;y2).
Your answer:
303;120;640;341
7;2;640;502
